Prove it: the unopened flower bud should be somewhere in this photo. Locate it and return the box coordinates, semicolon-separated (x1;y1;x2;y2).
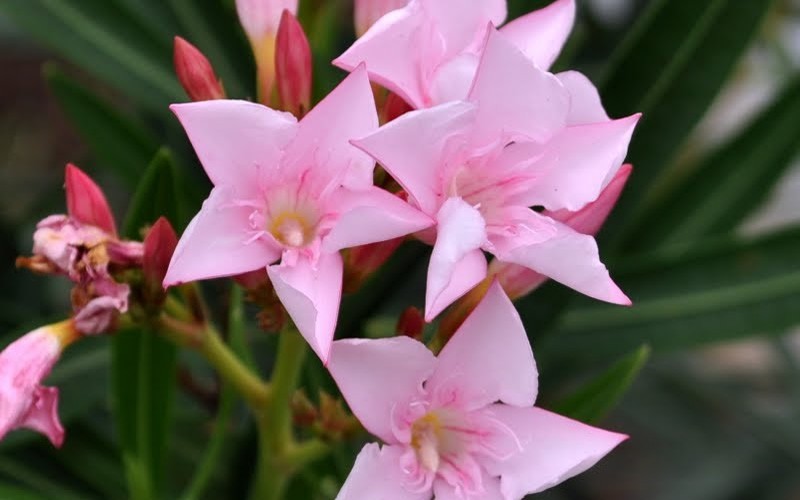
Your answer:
65;163;116;235
173;36;225;101
236;0;298;104
143;217;179;305
354;0;408;37
0;320;78;447
395;306;424;339
275;10;312;117
382;91;412;123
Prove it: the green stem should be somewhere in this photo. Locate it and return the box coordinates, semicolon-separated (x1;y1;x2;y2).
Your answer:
250;325;308;500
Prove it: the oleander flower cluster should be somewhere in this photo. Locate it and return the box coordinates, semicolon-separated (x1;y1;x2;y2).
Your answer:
2;1;640;498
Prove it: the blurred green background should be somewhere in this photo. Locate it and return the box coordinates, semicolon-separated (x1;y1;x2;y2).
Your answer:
0;0;799;498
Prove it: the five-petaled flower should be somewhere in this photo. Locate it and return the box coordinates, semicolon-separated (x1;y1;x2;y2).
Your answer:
163;66;432;362
329;282;626;499
0;320;79;447
354;28;639;320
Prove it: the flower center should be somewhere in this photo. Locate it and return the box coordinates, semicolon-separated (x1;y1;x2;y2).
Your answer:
410;412;444;472
269;211;314;248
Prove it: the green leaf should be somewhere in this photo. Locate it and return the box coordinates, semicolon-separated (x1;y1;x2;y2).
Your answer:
596;0;777;246
112;149;182;499
0;0;182;111
44;64;159;187
553;345;650;424
627;76;800;250
540;228;800;365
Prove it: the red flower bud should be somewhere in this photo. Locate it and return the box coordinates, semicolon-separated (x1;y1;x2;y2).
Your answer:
396;306;424;339
143;217;178;303
173;36;225;102
383;91;413;123
275;10;312;117
65;163;117;236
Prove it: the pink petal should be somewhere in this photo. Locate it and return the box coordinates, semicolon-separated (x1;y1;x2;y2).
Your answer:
335;5;428;109
433;471;502;500
337;443;429;500
483;405;627;497
491;209;630;305
523;114;640;212
20;386;64;447
328;336;435;443
163;187;281;286
425;197;487;321
429;52;480;104
170;100;297;197
65;164;117;235
427;281;537;410
468;28;569;144
235;0;298;40
267;252;343;363
283;65;378;190
421;0;506;57
322;187;433;253
353;101;476;215
556;70;609;125
499;0;575;70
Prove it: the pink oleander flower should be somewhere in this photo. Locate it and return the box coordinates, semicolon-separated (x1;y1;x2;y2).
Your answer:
20;165;143;335
328;282;626;499
354;29;639;320
163;66;432;362
0;320;79;447
354;0;409;37
336;0;573;109
236;0;299;103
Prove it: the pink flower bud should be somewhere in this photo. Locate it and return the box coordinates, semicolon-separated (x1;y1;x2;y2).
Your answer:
142;218;178;305
236;0;298;104
0;320;78;447
354;0;408;37
65;163;117;236
275;10;312;117
173;36;225;101
490;164;633;300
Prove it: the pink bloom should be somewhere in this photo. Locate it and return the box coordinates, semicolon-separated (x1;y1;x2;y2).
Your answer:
336;0;573;108
0;321;77;447
163;66;432;362
354;0;409;37
354;29;639;320
328;282;626;499
490;164;632;300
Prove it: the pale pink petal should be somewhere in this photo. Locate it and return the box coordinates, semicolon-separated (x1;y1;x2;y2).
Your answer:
556;70;609;125
328;336;436;443
429;52;480;104
236;0;298;39
283;65;378;189
20;387;64;447
468;28;569;144
421;0;505;56
354;0;409;37
335;5;428;108
170;100;297;196
491;209;630;305
337;443;429;500
499;0;575;70
353;101;476;215
267;252;343;363
164;187;281;286
483;405;627;497
432;471;502;500
425;198;487;321
523;114;640;212
544;164;632;234
322;187;433;253
428;281;537;410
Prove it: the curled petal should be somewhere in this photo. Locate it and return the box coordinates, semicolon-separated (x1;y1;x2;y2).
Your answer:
267;252;343;363
499;0;575;70
428;282;537;410
20;387;64;448
164;187;282;286
425;197;487;321
483;405;627;498
556;70;609;125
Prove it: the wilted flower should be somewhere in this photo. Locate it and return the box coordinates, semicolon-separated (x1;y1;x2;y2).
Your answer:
0;320;79;447
164;67;432;362
329;282;626;499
